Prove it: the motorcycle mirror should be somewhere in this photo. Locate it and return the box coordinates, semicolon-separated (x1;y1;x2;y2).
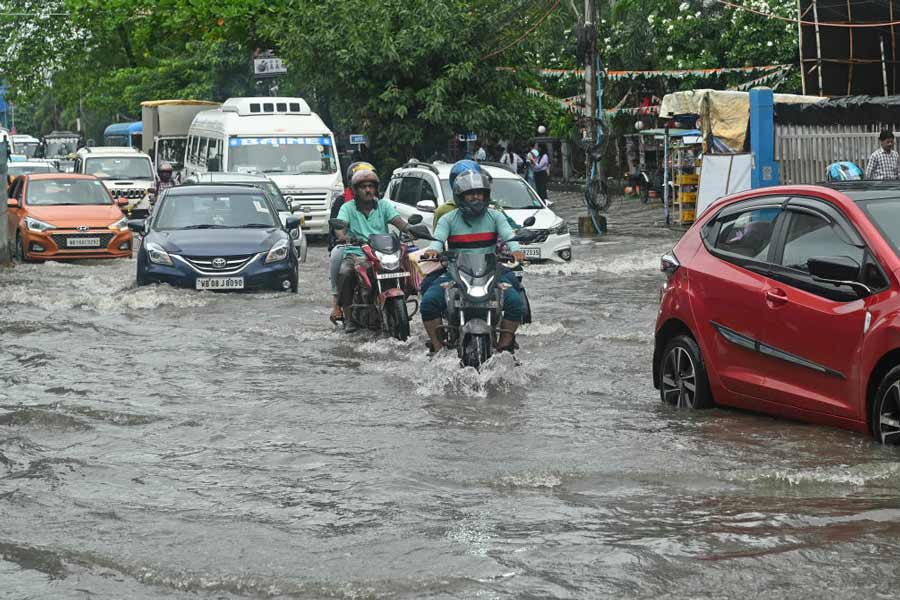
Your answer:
512;228;538;243
329;218;348;230
408;223;435;240
523;216;536;227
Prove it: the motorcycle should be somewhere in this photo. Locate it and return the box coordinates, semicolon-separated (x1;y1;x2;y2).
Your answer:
330;217;421;341
410;218;538;369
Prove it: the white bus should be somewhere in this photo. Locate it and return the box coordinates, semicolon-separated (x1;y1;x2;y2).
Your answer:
184;97;342;234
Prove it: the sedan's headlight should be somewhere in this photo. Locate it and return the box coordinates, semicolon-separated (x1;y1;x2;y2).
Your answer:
109;216;128;231
24;216;56;232
551;220;568;235
145;241;173;266
375;250;401;271
265;239;290;263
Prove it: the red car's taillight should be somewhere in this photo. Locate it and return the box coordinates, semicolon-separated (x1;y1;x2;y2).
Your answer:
660;251;680;278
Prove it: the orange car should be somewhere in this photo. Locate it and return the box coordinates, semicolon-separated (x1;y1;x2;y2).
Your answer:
6;173;133;261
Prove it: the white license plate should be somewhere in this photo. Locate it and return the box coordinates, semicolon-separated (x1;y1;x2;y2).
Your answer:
523;247;541;258
196;277;244;290
376;271;410;280
67;237;101;248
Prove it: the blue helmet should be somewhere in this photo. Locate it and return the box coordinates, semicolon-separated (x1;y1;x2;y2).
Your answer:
826;161;864;182
449;159;481;190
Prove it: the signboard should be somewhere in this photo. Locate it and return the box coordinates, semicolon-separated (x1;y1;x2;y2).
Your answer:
253;57;287;79
466;132;477;141
697;153;753;216
228;136;331;146
349;134;367;145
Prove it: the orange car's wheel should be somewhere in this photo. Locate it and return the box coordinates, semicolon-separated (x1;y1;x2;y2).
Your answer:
14;231;26;262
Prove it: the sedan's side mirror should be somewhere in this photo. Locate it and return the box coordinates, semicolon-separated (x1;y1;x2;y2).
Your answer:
285;215;302;230
117;197;129;207
415;199;437;213
408;223;435;240
808;256;872;295
522;215;536;227
544;199;555;207
408;214;423;225
127;219;146;233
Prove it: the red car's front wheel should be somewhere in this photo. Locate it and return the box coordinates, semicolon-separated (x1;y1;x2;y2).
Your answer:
659;335;713;409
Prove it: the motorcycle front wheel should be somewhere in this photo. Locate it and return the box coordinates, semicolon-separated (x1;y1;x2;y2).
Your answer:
386;297;410;341
461;334;491;369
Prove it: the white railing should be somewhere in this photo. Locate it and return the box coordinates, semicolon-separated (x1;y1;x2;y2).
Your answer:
775;123;900;184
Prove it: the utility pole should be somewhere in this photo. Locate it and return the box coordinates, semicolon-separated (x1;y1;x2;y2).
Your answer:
0;139;9;266
584;0;596;147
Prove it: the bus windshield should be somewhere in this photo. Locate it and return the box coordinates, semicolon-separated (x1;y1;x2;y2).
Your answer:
227;136;337;175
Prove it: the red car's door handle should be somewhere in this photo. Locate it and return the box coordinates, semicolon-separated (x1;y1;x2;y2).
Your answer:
765;289;789;304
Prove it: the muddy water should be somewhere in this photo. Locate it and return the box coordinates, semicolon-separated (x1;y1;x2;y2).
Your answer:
2;216;900;598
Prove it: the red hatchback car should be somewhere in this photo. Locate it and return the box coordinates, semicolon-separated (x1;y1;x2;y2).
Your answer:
654;181;900;444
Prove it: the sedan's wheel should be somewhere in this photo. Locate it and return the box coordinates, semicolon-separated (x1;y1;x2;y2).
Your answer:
872;366;900;444
659;335;713;409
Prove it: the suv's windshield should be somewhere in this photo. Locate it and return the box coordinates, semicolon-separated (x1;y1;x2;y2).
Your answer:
153;193;278;230
440;177;543;210
45;138;79;158
85;156;153;180
227;136;337;175
27;178;111;206
15;142;39;158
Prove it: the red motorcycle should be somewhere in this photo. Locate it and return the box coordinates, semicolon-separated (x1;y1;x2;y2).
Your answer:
330;219;419;341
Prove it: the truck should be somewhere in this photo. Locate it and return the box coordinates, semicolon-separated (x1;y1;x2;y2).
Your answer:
40;130;81;172
141;100;220;176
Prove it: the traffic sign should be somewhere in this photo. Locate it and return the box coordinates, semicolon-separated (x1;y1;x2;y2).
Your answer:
349;134;367;145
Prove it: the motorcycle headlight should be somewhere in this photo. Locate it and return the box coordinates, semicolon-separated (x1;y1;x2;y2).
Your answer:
24;216;56;232
145;241;173;266
375;250;401;271
109;216;128;231
265;239;290;263
551;220;568;235
461;274;494;299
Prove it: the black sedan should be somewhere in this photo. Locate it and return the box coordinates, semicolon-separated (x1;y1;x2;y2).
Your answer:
128;185;300;292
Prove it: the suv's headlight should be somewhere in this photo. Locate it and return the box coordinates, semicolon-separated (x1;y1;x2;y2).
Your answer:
109;216;128;231
551;220;568;235
24;216;56;232
265;239;290;263
145;241;173;266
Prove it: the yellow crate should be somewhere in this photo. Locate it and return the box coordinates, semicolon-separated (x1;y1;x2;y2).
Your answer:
675;173;699;185
680;209;696;223
679;191;697;204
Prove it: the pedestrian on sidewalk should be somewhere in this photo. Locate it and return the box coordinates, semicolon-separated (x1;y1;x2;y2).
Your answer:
528;142;550;199
499;144;524;175
866;130;900;180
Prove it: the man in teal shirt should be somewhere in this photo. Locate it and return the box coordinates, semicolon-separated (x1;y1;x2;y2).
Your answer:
331;168;412;324
420;164;525;353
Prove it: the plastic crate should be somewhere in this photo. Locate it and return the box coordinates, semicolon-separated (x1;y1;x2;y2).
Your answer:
679;191;697;204
675;173;699;185
680;209;696;223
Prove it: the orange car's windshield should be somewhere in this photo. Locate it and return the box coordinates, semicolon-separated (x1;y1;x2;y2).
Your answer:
27;179;112;206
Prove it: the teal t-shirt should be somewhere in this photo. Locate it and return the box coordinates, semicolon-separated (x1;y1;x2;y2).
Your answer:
336;199;400;256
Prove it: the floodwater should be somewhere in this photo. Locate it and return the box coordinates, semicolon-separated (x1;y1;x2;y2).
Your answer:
2;201;900;599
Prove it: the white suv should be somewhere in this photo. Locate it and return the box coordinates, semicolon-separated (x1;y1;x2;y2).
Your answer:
74;147;156;217
384;160;572;262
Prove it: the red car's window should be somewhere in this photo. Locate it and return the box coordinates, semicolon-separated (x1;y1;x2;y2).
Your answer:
780;212;864;273
714;208;780;261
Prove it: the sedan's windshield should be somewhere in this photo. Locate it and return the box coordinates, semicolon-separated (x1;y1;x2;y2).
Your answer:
153;193;278;230
8;164;54;176
228;136;337;175
440;177;544;210
27;179;112;206
85;156;153;180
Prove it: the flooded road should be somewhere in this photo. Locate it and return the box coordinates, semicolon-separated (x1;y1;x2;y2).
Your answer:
3;200;900;599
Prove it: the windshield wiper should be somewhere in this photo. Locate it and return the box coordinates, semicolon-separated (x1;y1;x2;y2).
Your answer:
261;168;284;173
238;223;276;228
181;224;229;229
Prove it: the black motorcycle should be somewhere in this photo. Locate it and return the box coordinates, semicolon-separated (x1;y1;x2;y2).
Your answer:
410;218;537;369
